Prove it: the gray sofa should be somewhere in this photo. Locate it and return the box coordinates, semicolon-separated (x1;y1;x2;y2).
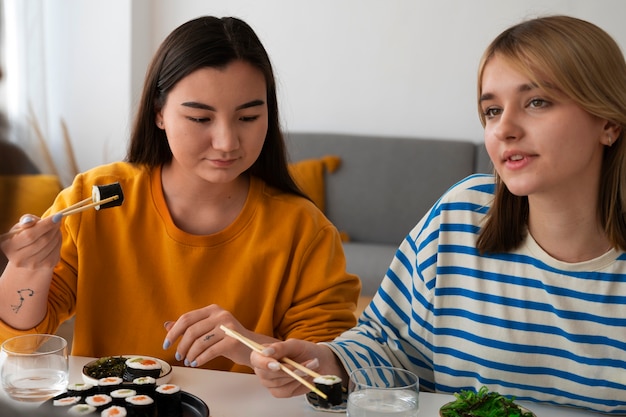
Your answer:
286;132;492;299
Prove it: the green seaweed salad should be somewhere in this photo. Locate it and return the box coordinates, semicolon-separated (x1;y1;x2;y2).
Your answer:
440;386;535;417
83;356;128;379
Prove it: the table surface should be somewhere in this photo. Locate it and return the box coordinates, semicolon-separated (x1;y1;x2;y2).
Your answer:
0;355;606;416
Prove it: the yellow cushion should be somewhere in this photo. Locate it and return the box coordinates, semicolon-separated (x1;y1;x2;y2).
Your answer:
0;175;62;232
288;155;349;242
288;155;341;212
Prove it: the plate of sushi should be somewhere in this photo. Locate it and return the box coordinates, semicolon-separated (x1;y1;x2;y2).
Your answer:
41;381;209;417
82;355;172;385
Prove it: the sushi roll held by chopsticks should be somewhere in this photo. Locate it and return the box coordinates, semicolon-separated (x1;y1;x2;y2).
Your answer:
51;182;125;223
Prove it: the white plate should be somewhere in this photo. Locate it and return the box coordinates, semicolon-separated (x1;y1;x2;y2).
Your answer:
81;355;172;385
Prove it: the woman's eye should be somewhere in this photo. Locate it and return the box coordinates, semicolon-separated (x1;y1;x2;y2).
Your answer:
528;98;549;108
240;115;260;122
188;117;209;123
483;107;501;118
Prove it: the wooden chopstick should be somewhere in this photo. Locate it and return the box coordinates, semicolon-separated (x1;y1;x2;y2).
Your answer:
54;197;92;215
219;325;321;378
0;195;119;241
220;325;327;399
53;195;119;218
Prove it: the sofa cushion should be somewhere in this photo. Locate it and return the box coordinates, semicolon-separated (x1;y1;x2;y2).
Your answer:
0;174;62;232
288;155;340;212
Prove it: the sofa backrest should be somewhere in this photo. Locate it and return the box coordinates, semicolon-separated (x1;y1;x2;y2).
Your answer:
286;132;491;246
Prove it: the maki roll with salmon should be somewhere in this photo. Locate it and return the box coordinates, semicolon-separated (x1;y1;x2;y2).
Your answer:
125;394;156;417
123;357;162;381
53;395;82;407
155;384;183;417
85;393;113;411
98;376;124;394
313;374;344;408
101;405;127;417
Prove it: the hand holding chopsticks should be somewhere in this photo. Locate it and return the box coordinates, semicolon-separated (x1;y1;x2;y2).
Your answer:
220;325;328;400
0;182;124;242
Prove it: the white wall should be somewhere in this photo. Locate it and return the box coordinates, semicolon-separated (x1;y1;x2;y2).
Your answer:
34;0;626;172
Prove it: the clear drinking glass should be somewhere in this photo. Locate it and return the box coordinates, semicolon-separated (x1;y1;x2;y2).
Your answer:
1;334;69;402
347;366;419;417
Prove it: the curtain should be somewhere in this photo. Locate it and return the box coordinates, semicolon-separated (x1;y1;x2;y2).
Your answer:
3;0;68;180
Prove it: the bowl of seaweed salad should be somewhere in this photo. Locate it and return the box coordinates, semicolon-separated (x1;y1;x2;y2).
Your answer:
83;356;128;379
440;386;535;417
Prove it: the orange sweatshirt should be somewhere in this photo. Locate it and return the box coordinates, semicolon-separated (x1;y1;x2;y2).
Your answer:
0;162;360;372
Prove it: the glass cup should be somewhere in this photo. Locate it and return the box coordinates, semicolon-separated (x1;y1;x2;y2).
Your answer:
347;366;419;417
1;334;68;402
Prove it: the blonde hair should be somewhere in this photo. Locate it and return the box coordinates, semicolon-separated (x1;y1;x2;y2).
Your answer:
476;15;626;253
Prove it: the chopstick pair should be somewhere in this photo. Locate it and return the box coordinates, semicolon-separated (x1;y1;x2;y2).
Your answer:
0;195;119;241
51;195;119;221
219;325;327;400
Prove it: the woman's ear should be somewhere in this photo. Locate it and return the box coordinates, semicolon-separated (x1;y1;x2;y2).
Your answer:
602;121;622;146
155;113;164;130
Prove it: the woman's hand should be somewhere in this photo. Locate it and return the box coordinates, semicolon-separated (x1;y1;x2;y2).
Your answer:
250;339;347;398
162;304;277;368
1;215;62;270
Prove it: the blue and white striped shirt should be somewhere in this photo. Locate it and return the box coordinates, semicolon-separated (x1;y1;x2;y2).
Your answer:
327;174;626;414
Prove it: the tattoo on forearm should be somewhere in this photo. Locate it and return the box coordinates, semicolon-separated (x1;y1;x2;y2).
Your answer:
11;289;34;313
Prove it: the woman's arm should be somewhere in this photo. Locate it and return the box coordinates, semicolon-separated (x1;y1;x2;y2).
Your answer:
0;215;61;329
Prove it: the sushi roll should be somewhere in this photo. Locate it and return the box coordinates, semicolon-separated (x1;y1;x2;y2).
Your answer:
92;182;124;210
123;357;161;381
85;394;113;411
67;404;97;415
154;384;183;417
125;394;156;417
110;388;137;406
52;395;82;407
98;376;124;394
131;376;156;394
313;374;343;408
67;382;96;397
100;405;128;417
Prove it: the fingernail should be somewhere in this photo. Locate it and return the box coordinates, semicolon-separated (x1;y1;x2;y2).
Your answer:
175;352;182;361
261;347;275;356
52;213;62;223
307;358;320;370
20;216;34;224
162;340;170;350
190;360;198;368
268;361;281;371
184;358;190;367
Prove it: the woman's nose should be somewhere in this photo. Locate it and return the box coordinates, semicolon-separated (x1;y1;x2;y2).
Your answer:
212;122;240;151
494;109;523;141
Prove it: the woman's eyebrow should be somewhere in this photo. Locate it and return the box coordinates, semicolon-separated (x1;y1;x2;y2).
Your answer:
181;99;266;111
479;83;539;103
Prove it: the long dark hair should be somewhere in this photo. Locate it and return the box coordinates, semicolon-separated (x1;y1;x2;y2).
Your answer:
476;15;626;253
126;16;305;197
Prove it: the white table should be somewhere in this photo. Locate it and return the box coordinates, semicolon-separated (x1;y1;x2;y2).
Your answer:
0;356;607;416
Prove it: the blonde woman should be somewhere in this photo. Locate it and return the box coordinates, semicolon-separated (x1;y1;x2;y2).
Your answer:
251;15;626;413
